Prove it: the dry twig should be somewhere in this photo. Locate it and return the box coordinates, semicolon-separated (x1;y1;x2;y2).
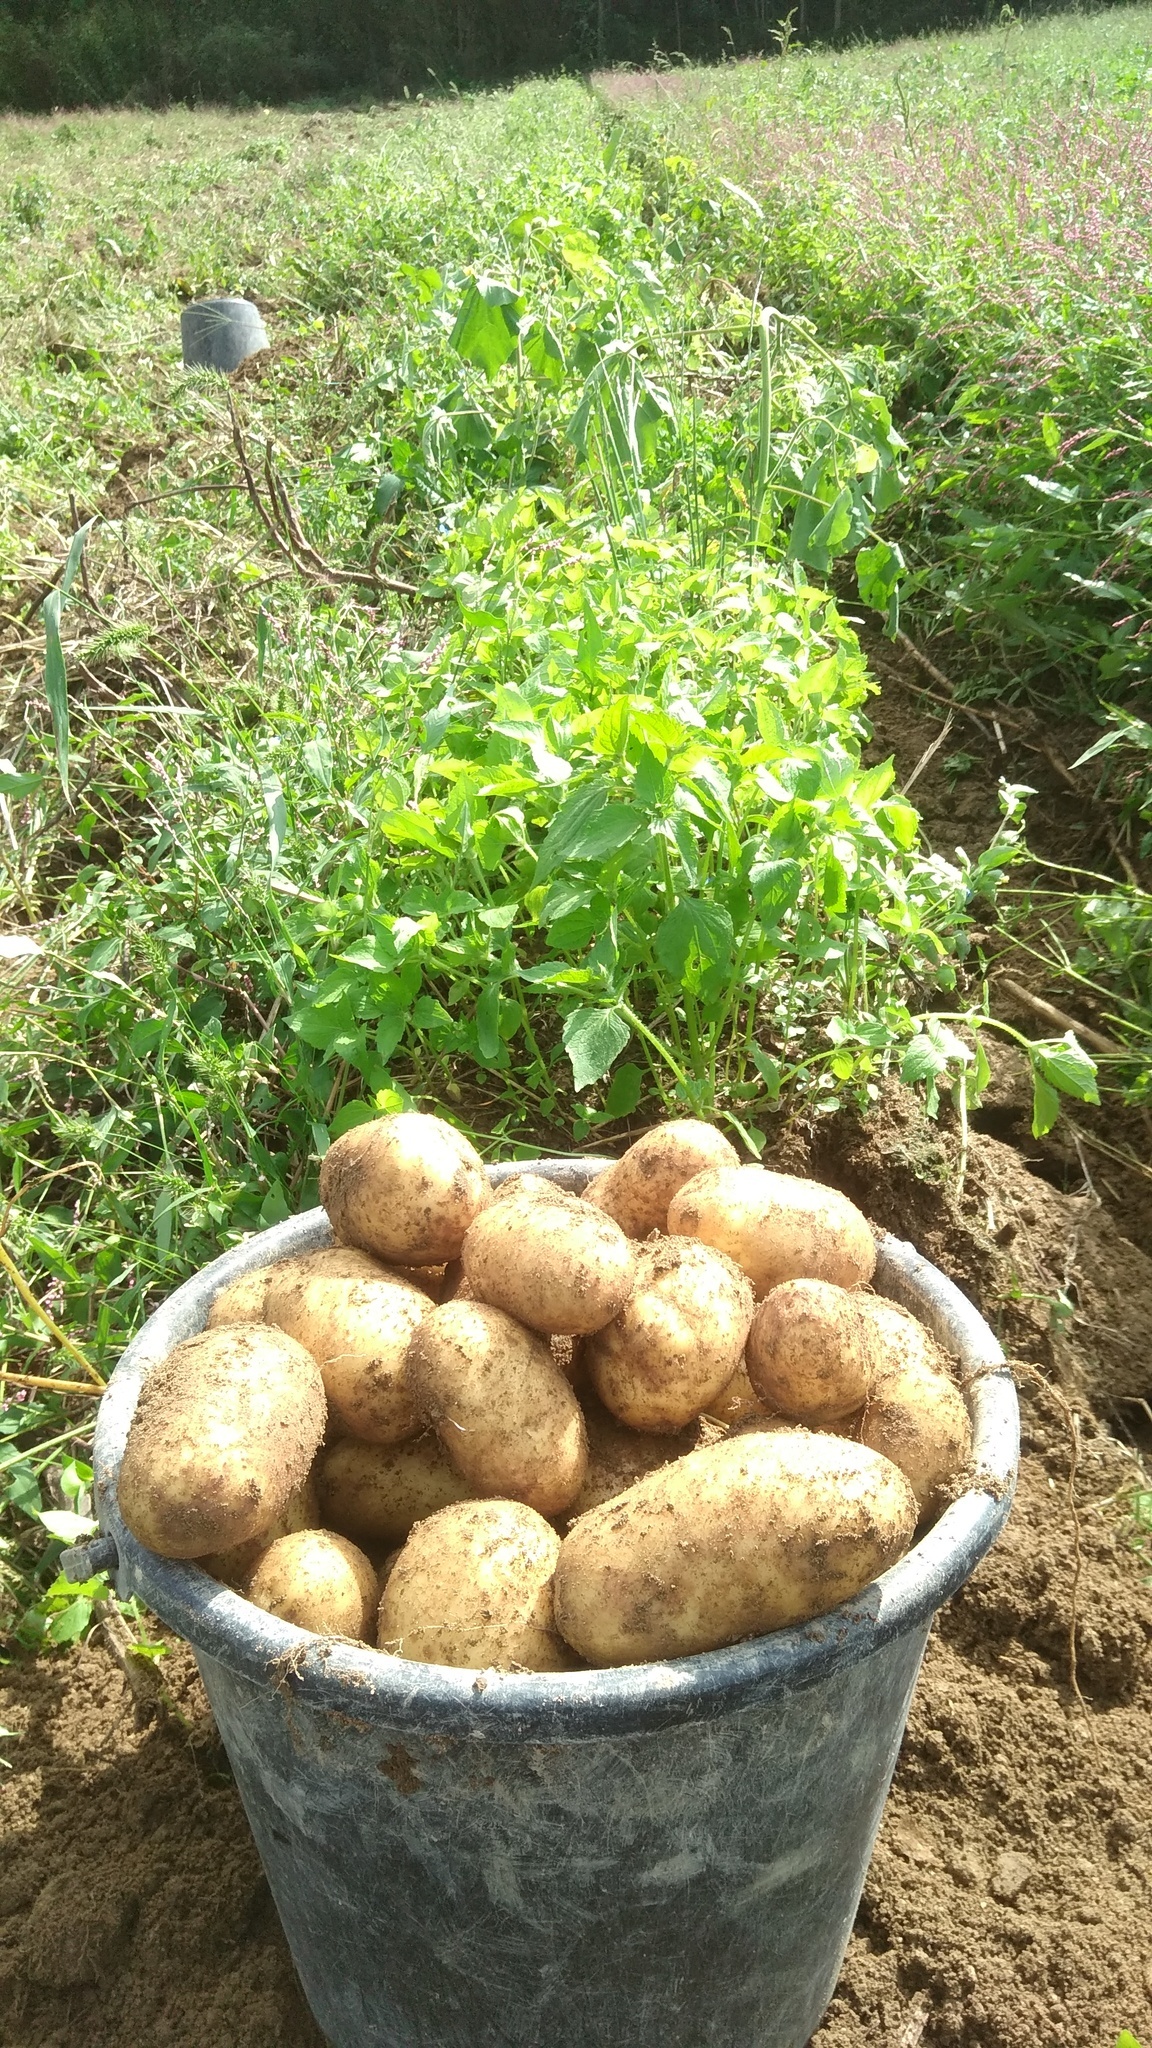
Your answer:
996;975;1125;1059
228;396;419;599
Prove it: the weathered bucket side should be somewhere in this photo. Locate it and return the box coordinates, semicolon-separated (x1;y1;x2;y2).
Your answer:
198;1616;929;2048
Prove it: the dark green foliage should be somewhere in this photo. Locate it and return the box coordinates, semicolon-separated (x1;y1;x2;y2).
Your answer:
0;0;1128;111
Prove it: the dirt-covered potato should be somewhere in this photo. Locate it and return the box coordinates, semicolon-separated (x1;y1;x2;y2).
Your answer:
586;1120;740;1239
860;1359;973;1517
490;1171;564;1206
407;1301;588;1516
582;1236;754;1432
565;1398;687;1522
264;1264;429;1445
667;1166;875;1297
201;1473;321;1586
554;1429;916;1665
117;1325;326;1560
245;1527;379;1640
461;1186;635;1336
319;1111;490;1265
317;1433;474;1547
206;1263;278;1329
702;1360;775;1429
377;1500;575;1671
745;1277;884;1424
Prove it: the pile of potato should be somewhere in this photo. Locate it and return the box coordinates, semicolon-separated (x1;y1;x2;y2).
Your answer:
116;1113;973;1671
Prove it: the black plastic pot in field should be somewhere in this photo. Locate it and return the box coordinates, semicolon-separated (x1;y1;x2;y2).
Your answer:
74;1156;1018;2048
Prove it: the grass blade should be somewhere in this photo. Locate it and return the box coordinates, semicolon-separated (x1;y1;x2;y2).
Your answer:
41;520;94;805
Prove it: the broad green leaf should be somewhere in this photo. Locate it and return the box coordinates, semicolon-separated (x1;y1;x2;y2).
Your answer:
450;278;522;379
602;1061;643;1117
47;1594;95;1644
303;736;333;790
371;472;404;521
0;760;42;799
376;809;456;855
1031;1070;1061;1138
856;538;905;634
749;855;803;919
38;1509;98;1541
522;317;565;388
533;786;645;882
329;1099;380;1140
3;1463;42;1516
562;1007;631;1091
475;982;502;1060
1032;1033;1099;1107
653;899;734;982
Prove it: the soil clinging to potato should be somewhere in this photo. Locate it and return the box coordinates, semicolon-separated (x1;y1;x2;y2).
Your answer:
1;1085;1150;2048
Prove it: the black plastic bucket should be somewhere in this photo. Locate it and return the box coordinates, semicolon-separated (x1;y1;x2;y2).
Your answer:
83;1159;1018;2048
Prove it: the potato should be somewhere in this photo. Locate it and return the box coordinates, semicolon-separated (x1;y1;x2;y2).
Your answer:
265;1263;429;1446
201;1473;320;1586
317;1433;473;1547
206;1262;278;1329
701;1359;776;1429
745;1277;882;1424
667;1166;875;1297
461;1187;635;1336
566;1397;686;1521
117;1325;326;1560
407;1301;587;1517
582;1237;754;1432
860;1359;972;1517
855;1293;949;1372
246;1527;379;1641
319;1111;490;1265
490;1171;565;1206
554;1429;916;1665
586;1120;740;1238
377;1500;575;1671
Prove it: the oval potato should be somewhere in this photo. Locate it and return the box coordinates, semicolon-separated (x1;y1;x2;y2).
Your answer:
586;1120;740;1239
860;1359;973;1517
246;1527;379;1641
745;1277;880;1424
201;1472;320;1586
583;1236;754;1432
667;1165;875;1297
378;1500;575;1671
320;1111;490;1265
407;1301;587;1517
206;1262;278;1329
461;1188;635;1336
554;1430;916;1665
265;1265;428;1446
317;1433;473;1548
117;1325;326;1560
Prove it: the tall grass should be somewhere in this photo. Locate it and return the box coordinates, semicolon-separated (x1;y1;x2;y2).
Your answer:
603;7;1152;703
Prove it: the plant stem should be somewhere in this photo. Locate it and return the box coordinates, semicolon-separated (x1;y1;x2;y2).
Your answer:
0;1369;103;1398
0;1240;105;1385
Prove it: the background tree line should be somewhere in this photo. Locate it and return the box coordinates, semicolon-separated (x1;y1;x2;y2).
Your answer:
0;0;1112;111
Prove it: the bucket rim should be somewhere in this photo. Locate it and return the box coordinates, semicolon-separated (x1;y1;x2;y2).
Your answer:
92;1159;1018;1739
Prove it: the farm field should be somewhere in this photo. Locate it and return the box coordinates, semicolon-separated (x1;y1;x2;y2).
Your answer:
1;11;1151;2047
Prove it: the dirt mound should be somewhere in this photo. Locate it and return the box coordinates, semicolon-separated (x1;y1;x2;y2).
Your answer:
0;1646;324;2048
1;1087;1150;2048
